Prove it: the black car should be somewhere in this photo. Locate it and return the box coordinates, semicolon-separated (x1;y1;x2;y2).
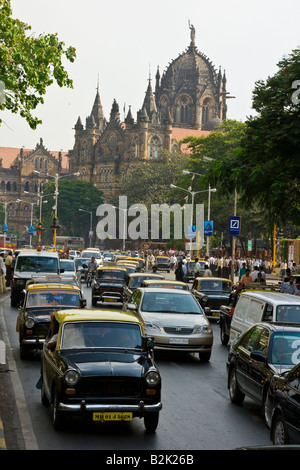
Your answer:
187;260;205;281
40;309;162;432
155;256;171;272
91;266;127;306
227;323;300;414
265;361;300;445
16;283;86;359
191;277;232;318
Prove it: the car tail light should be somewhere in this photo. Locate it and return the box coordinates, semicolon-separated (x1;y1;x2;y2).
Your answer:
228;307;235;318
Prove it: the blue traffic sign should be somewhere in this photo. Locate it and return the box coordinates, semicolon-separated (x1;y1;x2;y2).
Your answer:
204;220;213;236
229;216;240;235
2;224;7;232
28;225;34;235
187;225;195;239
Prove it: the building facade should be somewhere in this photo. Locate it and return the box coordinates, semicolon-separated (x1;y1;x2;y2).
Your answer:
68;25;228;195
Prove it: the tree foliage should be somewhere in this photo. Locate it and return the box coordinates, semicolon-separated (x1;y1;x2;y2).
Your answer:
0;0;76;128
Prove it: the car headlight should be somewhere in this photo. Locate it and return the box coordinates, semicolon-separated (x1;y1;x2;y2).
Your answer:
25;318;35;329
145;370;161;386
64;369;80;386
144;322;161;332
194;324;212;334
201;296;208;303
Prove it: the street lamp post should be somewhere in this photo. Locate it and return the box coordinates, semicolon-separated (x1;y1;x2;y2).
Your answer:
1;200;19;248
24;191;53;244
182;170;216;257
16;199;37;247
170;183;216;257
34;171;80;245
79;209;93;247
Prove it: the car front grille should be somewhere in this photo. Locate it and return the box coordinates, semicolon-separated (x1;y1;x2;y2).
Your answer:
164;327;193;335
208;299;225;310
77;378;142;398
35;322;50;337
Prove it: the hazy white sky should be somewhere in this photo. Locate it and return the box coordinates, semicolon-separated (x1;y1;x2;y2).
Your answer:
1;0;300;152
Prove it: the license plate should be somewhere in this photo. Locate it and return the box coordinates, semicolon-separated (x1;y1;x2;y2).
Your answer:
93;412;132;421
104;298;117;302
169;337;189;344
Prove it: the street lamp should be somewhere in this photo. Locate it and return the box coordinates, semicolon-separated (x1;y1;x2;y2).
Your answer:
16;199;37;247
1;200;19;248
79;209;93;247
112;205;140;252
182;170;217;256
170;183;216;256
34;171;80;245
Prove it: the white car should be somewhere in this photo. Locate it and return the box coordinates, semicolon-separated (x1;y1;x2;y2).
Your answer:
59;259;76;277
124;288;213;362
81;250;103;266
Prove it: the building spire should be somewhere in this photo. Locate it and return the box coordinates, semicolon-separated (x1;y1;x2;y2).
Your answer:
90;79;105;128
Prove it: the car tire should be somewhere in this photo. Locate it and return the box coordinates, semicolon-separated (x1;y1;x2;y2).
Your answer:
11;297;18;307
20;342;29;360
41;380;50;407
144;412;159;433
52;387;64;431
272;414;289;445
199;351;211;362
228;367;245;405
220;325;229;345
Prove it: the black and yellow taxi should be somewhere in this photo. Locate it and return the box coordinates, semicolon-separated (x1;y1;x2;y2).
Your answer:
140;279;189;290
155;256;171;272
191;277;232;318
16;283;86;359
40;309;162;431
91;266;127;306
123;272;164;304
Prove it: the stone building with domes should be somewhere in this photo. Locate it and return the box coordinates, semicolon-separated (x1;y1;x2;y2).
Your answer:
68;24;230;196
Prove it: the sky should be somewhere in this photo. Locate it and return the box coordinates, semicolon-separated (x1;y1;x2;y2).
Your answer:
1;0;300;152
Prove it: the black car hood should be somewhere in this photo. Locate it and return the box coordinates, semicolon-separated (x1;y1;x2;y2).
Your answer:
97;281;125;287
25;306;76;320
64;350;146;378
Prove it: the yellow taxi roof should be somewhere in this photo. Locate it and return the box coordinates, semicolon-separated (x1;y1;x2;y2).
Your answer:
142;279;186;285
128;272;164;278
97;266;127;271
26;283;81;292
54;309;144;327
196;277;232;284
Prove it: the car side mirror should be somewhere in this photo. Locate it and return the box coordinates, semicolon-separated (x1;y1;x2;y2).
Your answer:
80;299;87;308
59;268;65;273
142;336;155;350
250;351;266;363
127;302;137;311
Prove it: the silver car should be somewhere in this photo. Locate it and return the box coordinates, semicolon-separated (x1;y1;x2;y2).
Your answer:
124;288;213;362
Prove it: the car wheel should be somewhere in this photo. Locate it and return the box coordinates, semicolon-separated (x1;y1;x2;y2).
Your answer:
220;325;229;345
144;412;159;433
20;342;29;360
199;351;211;362
228;367;245;405
41;379;50;407
52;387;64;430
11;297;18;307
272;414;289;445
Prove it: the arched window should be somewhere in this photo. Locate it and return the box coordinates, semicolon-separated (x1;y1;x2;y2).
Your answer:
24;181;30;192
7;203;16;217
202;98;212;125
12;182;17;192
131;135;139;159
148;135;162;159
39;157;43;170
6;181;11;191
176;95;192;125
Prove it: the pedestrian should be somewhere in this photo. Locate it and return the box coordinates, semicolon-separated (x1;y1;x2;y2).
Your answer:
250;266;259;282
175;261;184;282
5;250;13;287
203;264;212;277
238;262;247;281
240;269;253;285
280;276;299;295
193;258;201;278
254;272;266;284
0;254;6;282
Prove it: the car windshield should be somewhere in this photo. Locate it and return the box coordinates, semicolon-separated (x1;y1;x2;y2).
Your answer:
141;292;202;314
26;290;81;307
275;305;300;323
143;283;186;290
269;331;300;366
97;270;126;280
60;260;75;271
75;258;89;268
16;256;58;273
81;251;101;258
60;321;142;349
198;280;232;292
157;258;169;263
130;276;162;289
